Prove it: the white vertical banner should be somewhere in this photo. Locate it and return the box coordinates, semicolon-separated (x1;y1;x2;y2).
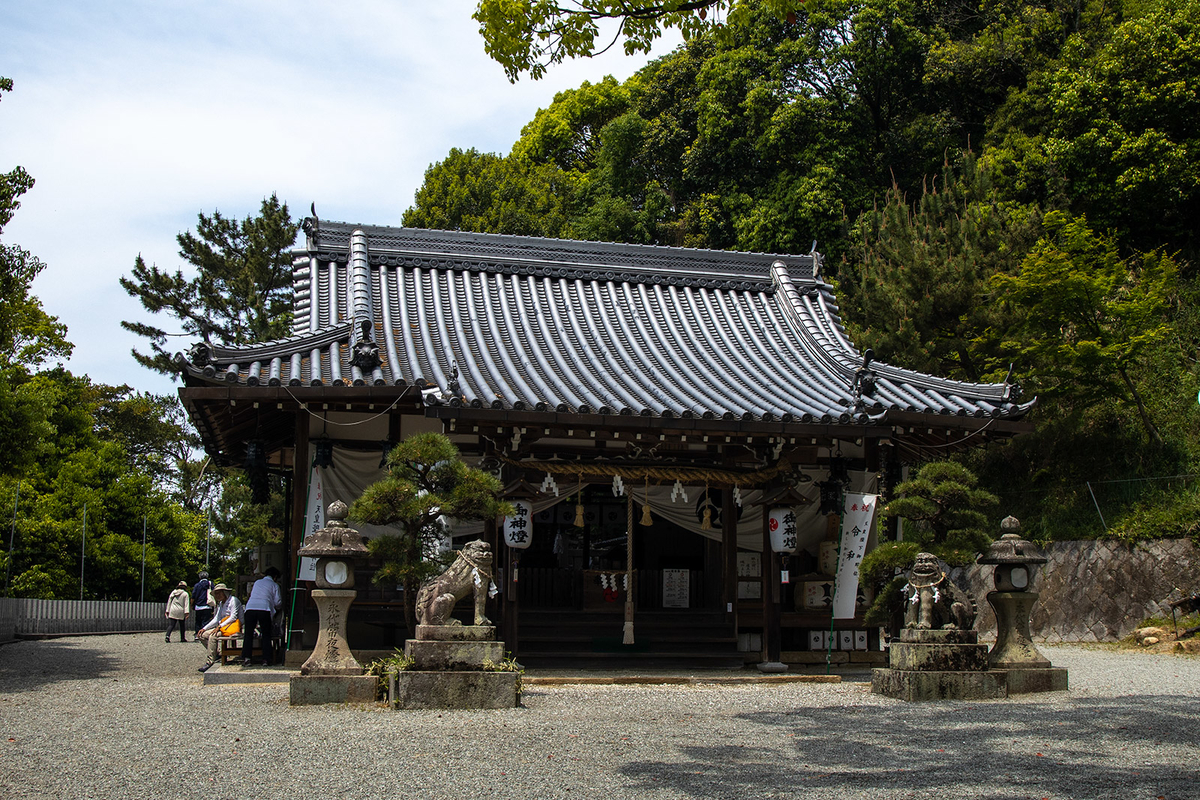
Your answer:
831;493;879;619
299;465;325;580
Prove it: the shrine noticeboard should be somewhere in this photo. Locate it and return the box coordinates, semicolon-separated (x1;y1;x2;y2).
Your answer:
662;569;689;608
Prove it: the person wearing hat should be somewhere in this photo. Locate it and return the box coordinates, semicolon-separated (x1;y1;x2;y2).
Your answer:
165;581;191;642
196;583;243;673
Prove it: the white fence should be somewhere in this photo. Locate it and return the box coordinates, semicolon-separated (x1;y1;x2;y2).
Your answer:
0;598;167;642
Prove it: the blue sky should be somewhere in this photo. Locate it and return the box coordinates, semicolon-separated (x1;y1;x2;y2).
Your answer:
0;1;680;395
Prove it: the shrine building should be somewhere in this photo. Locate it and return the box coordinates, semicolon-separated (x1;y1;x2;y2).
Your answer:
176;216;1032;668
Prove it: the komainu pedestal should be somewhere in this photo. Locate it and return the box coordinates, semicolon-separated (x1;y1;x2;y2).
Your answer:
389;543;519;710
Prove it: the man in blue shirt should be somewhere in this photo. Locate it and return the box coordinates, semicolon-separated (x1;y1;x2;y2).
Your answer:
241;566;282;666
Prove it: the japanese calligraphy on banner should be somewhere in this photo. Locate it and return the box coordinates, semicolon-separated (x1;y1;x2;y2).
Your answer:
298;465;325;580
504;500;533;549
831;492;879;619
768;507;799;553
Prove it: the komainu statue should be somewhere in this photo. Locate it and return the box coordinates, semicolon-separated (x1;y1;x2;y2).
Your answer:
903;552;975;631
416;540;496;627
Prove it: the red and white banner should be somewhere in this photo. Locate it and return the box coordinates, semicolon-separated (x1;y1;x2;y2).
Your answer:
831;493;878;619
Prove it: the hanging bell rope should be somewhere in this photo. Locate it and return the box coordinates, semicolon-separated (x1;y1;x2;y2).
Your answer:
624;492;635;645
640;474;653;527
701;481;713;531
574;472;585;528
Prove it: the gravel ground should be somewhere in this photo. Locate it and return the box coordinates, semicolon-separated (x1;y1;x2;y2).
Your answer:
1;634;1198;800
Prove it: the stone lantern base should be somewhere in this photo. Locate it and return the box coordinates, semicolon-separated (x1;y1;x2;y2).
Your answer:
994;666;1069;695
389;625;519;710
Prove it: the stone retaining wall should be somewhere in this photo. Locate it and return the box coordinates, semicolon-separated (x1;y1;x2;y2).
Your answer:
963;538;1199;643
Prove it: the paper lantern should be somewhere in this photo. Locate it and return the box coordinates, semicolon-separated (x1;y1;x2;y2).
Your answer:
768;506;799;553
503;499;534;549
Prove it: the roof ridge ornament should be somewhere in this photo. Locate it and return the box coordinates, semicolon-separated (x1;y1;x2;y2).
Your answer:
350;320;381;373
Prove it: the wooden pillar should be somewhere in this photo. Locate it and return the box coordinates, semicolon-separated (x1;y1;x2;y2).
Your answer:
761;509;781;663
288;410;310;650
722;488;737;621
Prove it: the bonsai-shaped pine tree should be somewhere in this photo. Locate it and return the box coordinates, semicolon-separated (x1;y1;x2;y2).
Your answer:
860;461;998;627
350;432;512;632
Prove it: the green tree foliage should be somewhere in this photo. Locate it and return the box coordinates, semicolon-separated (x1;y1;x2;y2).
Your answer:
402;148;571;237
839;153;1043;382
0;77;204;599
474;0;804;81
989;0;1200;260
0;79;71;369
989;211;1177;443
350;433;512;629
120;195;299;375
0;371;203;600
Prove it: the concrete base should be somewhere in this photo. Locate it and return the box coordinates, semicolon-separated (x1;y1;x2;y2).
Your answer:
871;667;1007;701
888;642;990;672
202;664;293;686
289;674;378;705
998;666;1069;695
406;639;505;670
391;670;519;709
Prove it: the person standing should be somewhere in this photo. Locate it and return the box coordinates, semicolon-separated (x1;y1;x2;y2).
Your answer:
241;566;282;666
196;583;243;673
165;581;190;642
192;571;213;639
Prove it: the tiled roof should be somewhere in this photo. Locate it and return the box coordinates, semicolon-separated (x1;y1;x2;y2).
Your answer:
177;220;1031;423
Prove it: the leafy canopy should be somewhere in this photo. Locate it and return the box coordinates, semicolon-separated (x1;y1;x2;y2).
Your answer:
989;211;1177;443
474;0;806;81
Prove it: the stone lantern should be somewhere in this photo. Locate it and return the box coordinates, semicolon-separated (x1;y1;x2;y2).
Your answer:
977;516;1068;694
289;500;376;705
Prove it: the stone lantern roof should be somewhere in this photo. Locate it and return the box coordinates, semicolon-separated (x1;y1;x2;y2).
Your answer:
299;500;369;559
978;517;1047;566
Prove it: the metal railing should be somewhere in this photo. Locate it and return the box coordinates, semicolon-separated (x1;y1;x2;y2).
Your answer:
0;598;167;642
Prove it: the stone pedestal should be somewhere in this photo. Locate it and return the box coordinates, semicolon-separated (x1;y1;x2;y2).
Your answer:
988;591;1050;668
872;629;1008;701
986;591;1068;694
300;589;362;675
391;624;519;710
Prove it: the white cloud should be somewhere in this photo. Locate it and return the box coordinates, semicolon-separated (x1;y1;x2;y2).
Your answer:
0;1;681;394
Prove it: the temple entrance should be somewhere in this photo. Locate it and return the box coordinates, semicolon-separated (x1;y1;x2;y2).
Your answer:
508;487;741;668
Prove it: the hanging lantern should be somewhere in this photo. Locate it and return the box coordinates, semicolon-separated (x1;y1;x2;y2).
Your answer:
501;479;541;550
503;499;534;549
767;507;799;554
312;437;334;469
761;484;813;554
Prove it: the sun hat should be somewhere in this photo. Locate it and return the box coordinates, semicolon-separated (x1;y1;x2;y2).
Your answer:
177;581;187;588
211;583;230;594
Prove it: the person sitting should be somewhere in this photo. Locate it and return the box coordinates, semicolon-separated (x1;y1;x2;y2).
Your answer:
196;583;243;673
241;566;282;666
